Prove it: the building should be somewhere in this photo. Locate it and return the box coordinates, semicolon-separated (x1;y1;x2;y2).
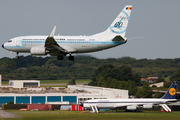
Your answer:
0;83;128;107
141;77;159;83
149;82;164;87
9;80;40;88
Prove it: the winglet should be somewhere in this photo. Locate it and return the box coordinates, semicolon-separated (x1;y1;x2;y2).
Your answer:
49;26;56;37
161;81;178;99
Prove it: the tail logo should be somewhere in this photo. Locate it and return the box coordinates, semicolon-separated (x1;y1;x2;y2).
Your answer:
169;88;176;96
109;11;129;34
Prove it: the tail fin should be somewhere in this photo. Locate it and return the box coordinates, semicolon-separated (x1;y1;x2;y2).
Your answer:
92;5;132;38
161;81;178;99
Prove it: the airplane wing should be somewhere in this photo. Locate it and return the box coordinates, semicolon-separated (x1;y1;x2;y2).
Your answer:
114;103;139;108
114;103;154;110
45;26;67;53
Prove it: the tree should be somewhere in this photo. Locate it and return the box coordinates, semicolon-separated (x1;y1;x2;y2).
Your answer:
170;69;180;89
163;82;171;88
68;77;76;85
153;91;163;98
97;76;105;87
135;82;152;98
132;73;141;86
135;88;143;98
125;80;138;95
117;81;126;89
156;77;165;83
142;82;152;98
108;78;118;88
2;56;180;81
89;64;141;86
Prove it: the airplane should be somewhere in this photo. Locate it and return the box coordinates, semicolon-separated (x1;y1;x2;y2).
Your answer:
80;81;178;113
2;5;132;60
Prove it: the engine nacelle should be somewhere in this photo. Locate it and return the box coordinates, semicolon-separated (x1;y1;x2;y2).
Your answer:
143;104;153;109
30;47;50;55
126;106;136;110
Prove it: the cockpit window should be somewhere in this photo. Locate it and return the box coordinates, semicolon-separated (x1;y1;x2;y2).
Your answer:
8;40;12;42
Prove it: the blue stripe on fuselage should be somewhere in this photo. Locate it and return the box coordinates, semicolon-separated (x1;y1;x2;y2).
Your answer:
4;40;125;48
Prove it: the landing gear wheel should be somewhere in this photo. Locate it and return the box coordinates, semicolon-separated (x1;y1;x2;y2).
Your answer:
68;55;74;61
57;55;63;60
16;56;19;59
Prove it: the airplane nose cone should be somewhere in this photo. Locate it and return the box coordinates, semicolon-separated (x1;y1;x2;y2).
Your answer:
2;44;4;48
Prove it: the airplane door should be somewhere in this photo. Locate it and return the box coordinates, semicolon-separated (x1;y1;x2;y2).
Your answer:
16;39;20;46
97;38;102;47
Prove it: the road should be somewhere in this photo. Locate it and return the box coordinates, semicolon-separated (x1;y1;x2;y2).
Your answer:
0;110;21;118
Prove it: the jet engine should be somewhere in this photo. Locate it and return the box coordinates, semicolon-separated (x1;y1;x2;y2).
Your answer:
126;106;136;110
30;47;50;55
143;104;153;109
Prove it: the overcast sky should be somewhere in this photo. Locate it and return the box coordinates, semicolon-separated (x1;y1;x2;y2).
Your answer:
0;0;180;59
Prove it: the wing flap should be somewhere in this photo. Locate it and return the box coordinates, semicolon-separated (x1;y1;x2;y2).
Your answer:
114;103;145;108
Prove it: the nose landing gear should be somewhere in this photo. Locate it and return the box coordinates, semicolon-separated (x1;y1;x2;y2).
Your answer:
16;52;19;59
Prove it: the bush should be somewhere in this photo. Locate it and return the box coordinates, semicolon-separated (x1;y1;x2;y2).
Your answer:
152;85;157;88
2;104;61;110
7;101;14;105
2;104;27;109
163;82;171;88
53;105;61;109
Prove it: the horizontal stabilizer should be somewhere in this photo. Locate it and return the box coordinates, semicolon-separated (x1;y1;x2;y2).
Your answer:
112;35;126;42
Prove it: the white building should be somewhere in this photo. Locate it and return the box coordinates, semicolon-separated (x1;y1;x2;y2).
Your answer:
9;80;40;88
68;85;128;102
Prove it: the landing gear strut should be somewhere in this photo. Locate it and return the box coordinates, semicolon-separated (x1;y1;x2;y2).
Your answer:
16;52;19;59
68;54;74;61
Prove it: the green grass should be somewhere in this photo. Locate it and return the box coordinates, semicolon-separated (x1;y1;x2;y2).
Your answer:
40;79;91;84
40;85;67;87
1;79;91;85
164;76;170;81
3;110;180;120
2;80;9;85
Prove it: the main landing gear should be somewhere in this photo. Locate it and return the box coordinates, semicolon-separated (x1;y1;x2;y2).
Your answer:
57;55;63;60
68;54;74;61
57;54;74;61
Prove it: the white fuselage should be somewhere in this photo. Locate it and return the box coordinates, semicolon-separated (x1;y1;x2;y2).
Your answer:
83;98;176;109
3;35;125;56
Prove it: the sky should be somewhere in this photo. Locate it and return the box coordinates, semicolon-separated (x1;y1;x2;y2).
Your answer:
0;0;180;60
